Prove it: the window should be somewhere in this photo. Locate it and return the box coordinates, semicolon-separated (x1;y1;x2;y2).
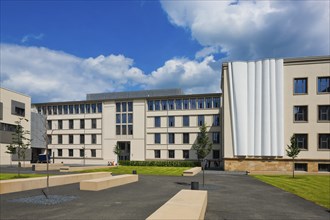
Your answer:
11;100;25;116
74;104;79;114
69;120;74;129
168;150;175;159
92;119;97;129
58;105;63;114
116;125;121;135
122;125;127;135
122;102;127;112
91;149;96;157
80;104;85;114
58;120;63;129
116;114;121;124
198;115;205;126
128;113;133;123
294;163;307;171
213;97;220;108
183;99;189;109
69;134;74;144
318;164;330;172
122;114;127;123
294;106;308;122
168;100;174;110
161;100;167;110
58;149;62;157
198;98;204;109
63;105;68;114
80;134;85;144
206;98;212;108
183;150;189;159
154;150;161;158
175;99;182;110
213;150;220;159
91;104;97;113
168;116;175;127
86;104;90;113
295;134;308;150
318;77;330;93
91;134;96;144
213;132;220;144
148;101;154;111
58;135;63;144
80;149;85;157
155;133;161;144
183;116;189;127
318;105;330;121
319;134;330;149
80;119;85;129
155;100;160;111
97;103;102;113
128;125;133;135
155;117;161;127
168;133;175;144
190;99;196;109
183;133;189;144
116;103;121;112
47;135;52;144
69;149;73;157
48;106;52;115
53;106;57;115
47;120;52;130
294;78;308;94
213;115;220;126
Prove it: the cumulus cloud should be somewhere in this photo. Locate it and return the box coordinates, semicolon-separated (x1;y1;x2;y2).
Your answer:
0;44;220;102
161;0;330;60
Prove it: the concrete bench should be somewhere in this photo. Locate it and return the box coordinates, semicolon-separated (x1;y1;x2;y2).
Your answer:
80;174;138;191
146;189;208;220
0;172;111;194
60;165;112;172
34;163;66;171
183;167;202;176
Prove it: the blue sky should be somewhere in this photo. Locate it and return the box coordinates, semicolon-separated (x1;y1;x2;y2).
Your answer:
1;0;329;102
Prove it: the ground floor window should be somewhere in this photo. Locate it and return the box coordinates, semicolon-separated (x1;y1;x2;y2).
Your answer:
183;150;189;159
80;149;85;157
294;134;308;150
58;149;62;157
69;149;73;157
91;149;96;157
213;150;220;159
154;150;160;158
318;164;330;172
294;163;307;171
318;134;330;149
168;150;175;158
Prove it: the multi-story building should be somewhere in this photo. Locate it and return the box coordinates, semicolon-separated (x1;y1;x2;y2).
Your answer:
31;89;221;165
0;87;31;165
222;56;330;173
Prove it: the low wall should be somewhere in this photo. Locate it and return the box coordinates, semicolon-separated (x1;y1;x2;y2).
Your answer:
80;174;138;191
60;165;112;172
34;163;66;171
182;167;201;176
0;172;111;194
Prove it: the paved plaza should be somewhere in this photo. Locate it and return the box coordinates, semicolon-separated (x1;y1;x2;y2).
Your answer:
0;171;329;220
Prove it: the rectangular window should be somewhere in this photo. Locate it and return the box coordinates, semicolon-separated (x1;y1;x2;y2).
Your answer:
86;104;90;113
148;101;154;111
213;132;220;144
80;119;85;129
168;100;174;110
122;114;127;123
69;134;74;144
97;103;102;113
294;78;308;94
80;134;85;144
58;105;63;115
58;149;62;157
213;150;220;159
91;134;96;144
168;133;175;144
128;113;133;123
168;116;175;127
116;125;121;135
69;105;74;114
161;100;167;110
128;125;133;135
168;150;175;159
53;106;57;115
48;106;52;115
92;119;97;129
91;104;96;113
74;104;79;114
42;106;47;115
58;120;63;129
155;116;161;127
318;77;330;93
155;100;160;111
47;120;52;130
69;149;73;157
122;125;127;135
58;135;63;144
80;149;85;157
155;133;161;144
47;135;52;144
183;116;189;127
213;97;220;108
318;105;330;121
198;115;205;126
128;102;133;112
91;149;96;157
122;102;127;112
213;115;220;126
183;99;189;109
116;103;121;112
175;99;182;110
183;150;189;159
294;106;308;122
116;114;121;124
295;134;308;150
294;163;308;171
318;164;330;172
183;133;189;144
206;98;212;108
63;105;68;114
69;119;74;129
80;104;85;114
198;98;204;109
190;98;196;109
319;134;330;149
154;150;161;159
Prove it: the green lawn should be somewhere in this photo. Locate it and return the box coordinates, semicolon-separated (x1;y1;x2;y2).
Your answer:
0;173;47;180
79;166;188;176
252;175;330;209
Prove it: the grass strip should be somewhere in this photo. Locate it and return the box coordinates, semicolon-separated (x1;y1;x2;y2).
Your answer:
0;173;47;180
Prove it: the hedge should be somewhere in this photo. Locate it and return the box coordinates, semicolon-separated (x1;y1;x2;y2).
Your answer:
118;160;200;167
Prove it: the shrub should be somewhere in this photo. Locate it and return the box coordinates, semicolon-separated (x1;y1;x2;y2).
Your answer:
118;160;200;167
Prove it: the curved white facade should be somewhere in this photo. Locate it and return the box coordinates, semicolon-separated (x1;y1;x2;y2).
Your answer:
228;59;284;157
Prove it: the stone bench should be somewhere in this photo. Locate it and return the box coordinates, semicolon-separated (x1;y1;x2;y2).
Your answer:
0;172;111;194
34;163;66;171
80;174;138;191
182;167;202;176
146;189;208;220
60;165;112;172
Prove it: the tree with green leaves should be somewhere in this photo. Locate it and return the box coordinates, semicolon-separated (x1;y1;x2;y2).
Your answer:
286;134;301;178
113;144;121;166
6;117;31;177
192;123;213;162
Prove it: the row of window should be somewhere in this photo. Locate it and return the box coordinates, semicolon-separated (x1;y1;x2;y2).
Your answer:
116;125;133;135
47;119;98;130
147;97;220;111
116;102;133;112
294;76;330;94
0;122;17;132
294;133;330;150
116;113;133;124
295;163;330;172
294;105;330;122
154;149;220;159
48;134;98;145
154;132;220;144
57;148;97;157
154;115;220;127
37;103;102;115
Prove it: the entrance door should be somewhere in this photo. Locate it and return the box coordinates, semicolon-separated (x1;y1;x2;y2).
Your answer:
117;141;131;161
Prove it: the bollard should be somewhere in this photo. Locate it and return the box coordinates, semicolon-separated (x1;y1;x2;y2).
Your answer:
191;181;199;190
132;170;137;174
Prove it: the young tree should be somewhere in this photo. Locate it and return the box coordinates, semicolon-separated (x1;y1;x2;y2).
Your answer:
286;135;301;178
6;118;31;177
192;123;213;162
5;144;16;167
113;144;121;166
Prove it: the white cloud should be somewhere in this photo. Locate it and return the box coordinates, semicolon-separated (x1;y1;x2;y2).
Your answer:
161;0;330;60
21;33;44;43
0;44;221;102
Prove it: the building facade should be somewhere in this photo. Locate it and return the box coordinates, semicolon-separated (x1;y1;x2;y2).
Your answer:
222;56;330;173
0;87;31;165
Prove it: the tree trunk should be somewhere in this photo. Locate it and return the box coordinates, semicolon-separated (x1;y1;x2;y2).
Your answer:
292;158;295;178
